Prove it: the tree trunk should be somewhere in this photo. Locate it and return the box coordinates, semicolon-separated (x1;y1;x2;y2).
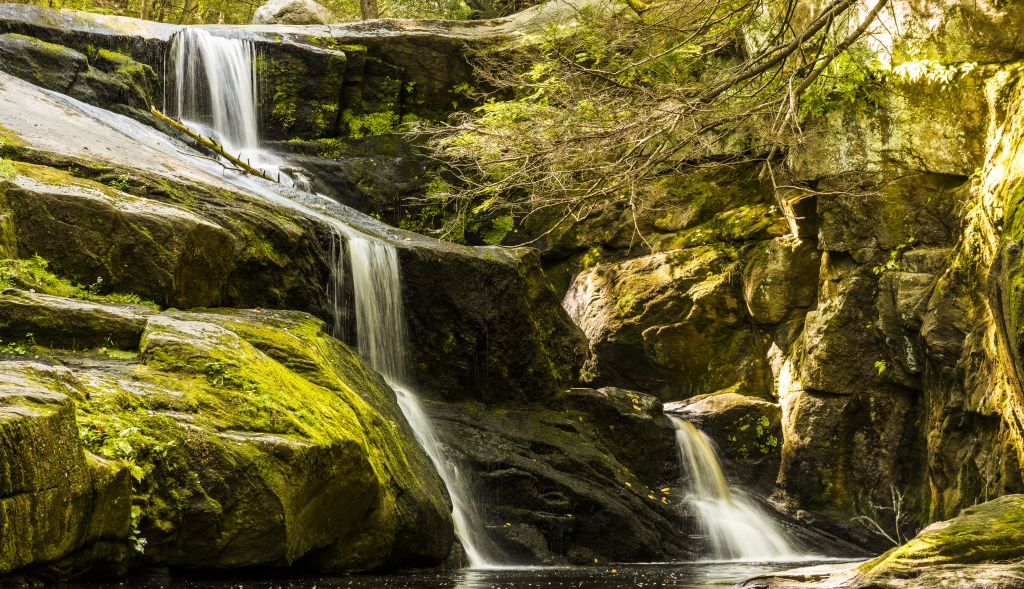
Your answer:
360;0;379;20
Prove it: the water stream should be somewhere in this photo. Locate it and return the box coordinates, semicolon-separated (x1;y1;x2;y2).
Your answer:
668;416;796;561
164;28;498;569
115;26;813;570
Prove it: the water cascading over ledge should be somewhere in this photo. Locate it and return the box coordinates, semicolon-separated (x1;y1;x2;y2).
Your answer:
669;416;798;561
162;27;500;568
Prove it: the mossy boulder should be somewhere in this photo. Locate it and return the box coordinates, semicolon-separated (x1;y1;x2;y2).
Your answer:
739;495;1024;589
0;164;235;309
0;289;154;350
0;384;93;575
0;292;455;579
0;33;155;116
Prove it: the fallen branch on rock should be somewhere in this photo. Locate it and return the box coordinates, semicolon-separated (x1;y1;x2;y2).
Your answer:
149;106;277;183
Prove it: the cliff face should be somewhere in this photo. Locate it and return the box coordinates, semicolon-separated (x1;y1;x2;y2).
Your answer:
530;0;1024;552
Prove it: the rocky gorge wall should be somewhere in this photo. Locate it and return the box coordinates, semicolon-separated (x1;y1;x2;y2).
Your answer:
510;0;1024;554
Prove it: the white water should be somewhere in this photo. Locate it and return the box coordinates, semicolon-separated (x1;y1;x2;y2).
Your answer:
342;233;497;568
165;29;498;569
669;416;797;561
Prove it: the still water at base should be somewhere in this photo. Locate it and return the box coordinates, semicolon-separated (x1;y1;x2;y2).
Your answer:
71;562;848;589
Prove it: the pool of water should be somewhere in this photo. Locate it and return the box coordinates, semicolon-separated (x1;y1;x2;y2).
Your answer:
72;562;859;589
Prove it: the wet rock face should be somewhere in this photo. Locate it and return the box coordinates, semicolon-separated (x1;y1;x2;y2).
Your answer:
252;0;339;25
429;387;686;565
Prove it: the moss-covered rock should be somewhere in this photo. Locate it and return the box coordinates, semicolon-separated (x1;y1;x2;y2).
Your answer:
0;293;455;579
0;383;93;575
739;495;1024;589
0;33;156;117
0;164;235;309
0;289;154;350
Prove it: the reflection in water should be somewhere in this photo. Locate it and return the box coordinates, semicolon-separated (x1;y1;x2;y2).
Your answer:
64;562;851;589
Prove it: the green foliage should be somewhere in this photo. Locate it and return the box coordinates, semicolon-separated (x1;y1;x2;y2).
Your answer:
799;46;888;120
875;360;887;374
0;256;159;310
480;214;514;245
129;505;147;553
873;236;917;275
109;173;131;192
0;158;16;180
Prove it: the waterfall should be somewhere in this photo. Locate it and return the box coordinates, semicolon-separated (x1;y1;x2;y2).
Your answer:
167;28;260;159
669;416;796;561
341;232;497;568
164;29;498;569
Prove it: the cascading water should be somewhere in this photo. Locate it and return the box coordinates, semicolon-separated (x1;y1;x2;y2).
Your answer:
669;415;796;561
167;28;260;160
165;28;498;569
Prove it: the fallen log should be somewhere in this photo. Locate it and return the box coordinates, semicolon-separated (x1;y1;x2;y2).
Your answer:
149;106;277;183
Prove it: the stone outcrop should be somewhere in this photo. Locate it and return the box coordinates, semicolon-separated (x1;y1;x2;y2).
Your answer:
739;495;1024;589
252;0;339;25
0;290;454;581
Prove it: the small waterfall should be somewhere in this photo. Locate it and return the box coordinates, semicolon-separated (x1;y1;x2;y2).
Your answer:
167;28;260;159
163;27;497;569
341;231;497;568
669;415;796;561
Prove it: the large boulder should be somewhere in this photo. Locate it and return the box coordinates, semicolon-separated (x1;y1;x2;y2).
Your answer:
0;291;455;579
0;164;236;309
565;244;772;401
253;0;339;24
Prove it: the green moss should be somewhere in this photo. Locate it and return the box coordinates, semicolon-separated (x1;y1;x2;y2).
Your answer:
0;256;158;310
860;495;1024;575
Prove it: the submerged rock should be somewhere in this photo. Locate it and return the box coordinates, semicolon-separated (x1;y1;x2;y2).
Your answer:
253;0;340;24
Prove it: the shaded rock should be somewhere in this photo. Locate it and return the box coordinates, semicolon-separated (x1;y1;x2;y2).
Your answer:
0;164;235;309
802;252;883;395
0;290;154;350
774;384;924;552
667;393;781;493
0;33;85;92
815;174;963;262
399;245;588;405
0;384;92;575
874;271;934;389
253;0;339;24
429;390;686;565
742;237;820;324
